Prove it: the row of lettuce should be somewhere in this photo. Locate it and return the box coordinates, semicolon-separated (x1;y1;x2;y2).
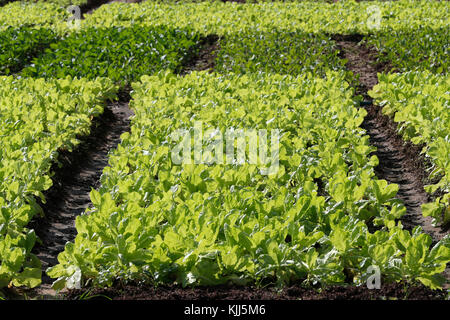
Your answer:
0;25;447;81
370;72;450;227
0;76;117;288
48;71;449;290
75;0;450;73
0;0;89;8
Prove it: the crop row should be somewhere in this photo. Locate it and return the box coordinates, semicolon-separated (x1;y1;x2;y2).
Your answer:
0;27;58;75
21;25;201;85
370;72;450;226
9;20;443;85
365;26;450;74
0;25;346;82
84;1;449;35
48;71;449;290
215;30;345;77
2;1;448;35
20;28;344;81
0;76;116;288
0;0;88;7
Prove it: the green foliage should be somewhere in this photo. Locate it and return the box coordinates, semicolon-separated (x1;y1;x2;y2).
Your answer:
1;1;448;36
370;72;450;225
83;0;449;35
0;27;58;75
0;1;69;31
0;76;117;289
215;30;345;77
22;26;201;85
48;71;450;290
365;26;450;73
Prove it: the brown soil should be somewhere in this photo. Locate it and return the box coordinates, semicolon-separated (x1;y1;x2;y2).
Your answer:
179;35;219;75
65;282;447;300
27;96;132;297
331;34;392;92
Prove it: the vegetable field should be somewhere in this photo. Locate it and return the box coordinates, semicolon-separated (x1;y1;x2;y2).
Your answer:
0;0;449;301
